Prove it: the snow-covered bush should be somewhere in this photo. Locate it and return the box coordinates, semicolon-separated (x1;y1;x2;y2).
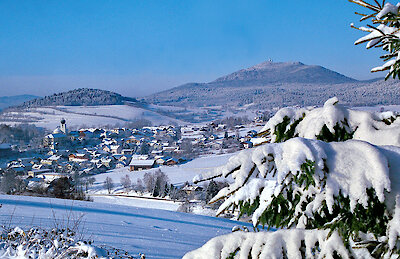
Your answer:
351;0;400;79
0;226;134;258
185;98;400;258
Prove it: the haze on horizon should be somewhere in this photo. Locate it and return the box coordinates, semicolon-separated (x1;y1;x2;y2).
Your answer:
0;0;387;98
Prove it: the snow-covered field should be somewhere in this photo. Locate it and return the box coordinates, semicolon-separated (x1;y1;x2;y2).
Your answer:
90;152;237;196
0;105;185;130
352;104;400;112
0;195;254;258
58;105;185;125
91;195;181;211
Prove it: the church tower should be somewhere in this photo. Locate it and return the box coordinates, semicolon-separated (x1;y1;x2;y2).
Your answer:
60;118;67;134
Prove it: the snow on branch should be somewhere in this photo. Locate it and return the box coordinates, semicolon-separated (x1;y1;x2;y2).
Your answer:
192;137;400;256
183;230;351;259
260;97;400;146
350;0;400;79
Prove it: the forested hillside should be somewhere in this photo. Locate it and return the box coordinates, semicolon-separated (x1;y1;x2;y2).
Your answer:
12;88;137;109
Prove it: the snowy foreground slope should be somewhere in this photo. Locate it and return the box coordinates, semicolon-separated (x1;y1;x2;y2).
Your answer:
0;195;253;258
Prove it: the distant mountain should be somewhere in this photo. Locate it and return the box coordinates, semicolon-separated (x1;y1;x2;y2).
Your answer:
12;88;137;109
0;95;39;111
145;61;399;109
212;61;357;85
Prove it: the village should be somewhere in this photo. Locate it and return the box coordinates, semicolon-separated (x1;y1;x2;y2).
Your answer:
0;115;266;199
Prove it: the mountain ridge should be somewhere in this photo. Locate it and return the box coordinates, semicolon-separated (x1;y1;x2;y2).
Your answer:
0;95;39;111
145;61;400;109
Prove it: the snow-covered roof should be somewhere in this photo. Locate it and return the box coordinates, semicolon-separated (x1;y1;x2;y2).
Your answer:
131;155;149;160
48;133;67;139
129;159;155;166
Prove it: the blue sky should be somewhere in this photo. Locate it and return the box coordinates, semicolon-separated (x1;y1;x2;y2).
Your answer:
0;0;386;97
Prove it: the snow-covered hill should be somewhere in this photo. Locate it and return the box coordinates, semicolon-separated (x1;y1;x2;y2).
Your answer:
0;195;253;258
14;88;137;109
0;104;185;130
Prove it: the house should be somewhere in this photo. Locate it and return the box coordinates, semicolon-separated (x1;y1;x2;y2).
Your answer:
110;145;123;154
131;154;149;160
182;184;204;195
69;154;89;162
151;150;163;156
247;130;258;137
165;157;179;166
129;159;155;171
37;172;68;183
43;133;69;149
116;161;127;168
68;131;80;141
41;158;57;166
126;137;140;145
121;149;134;155
6;165;26;175
48;155;63;163
25;177;45;190
242;141;254;149
18;158;36;170
100;157;113;168
102;145;112;153
118;155;132;162
155;157;168;165
28;168;53;178
162;146;178;153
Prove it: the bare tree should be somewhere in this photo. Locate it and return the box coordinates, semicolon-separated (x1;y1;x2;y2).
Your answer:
120;174;131;193
104;177;114;194
0;171;17;194
83;177;95;192
143;172;156;194
153;170;170;197
142;170;170;197
133;178;144;195
177;199;192;213
180;138;194;158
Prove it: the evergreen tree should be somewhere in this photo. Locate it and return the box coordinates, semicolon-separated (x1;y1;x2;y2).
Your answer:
184;98;400;258
205;180;219;203
351;0;400;79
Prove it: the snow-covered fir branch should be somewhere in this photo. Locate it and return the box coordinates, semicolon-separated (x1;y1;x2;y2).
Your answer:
351;0;400;79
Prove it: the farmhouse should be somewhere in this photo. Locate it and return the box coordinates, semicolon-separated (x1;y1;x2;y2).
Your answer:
129;159;155;171
36;172;68;183
28;168;53;178
69;153;89;162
